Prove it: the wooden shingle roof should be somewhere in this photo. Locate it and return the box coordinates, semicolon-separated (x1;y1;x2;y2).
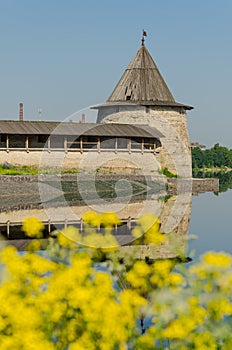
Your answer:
0;120;163;138
95;44;193;110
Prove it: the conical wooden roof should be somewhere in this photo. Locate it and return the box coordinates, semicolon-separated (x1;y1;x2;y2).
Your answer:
107;44;175;103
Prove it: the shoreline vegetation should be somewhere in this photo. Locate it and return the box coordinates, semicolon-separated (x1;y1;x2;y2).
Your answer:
192;143;232;172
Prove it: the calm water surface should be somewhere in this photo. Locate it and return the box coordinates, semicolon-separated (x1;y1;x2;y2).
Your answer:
189;189;232;257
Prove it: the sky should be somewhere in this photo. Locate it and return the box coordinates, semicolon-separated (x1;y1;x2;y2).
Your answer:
0;0;231;148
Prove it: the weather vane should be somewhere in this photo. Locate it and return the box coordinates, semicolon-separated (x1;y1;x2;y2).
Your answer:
141;29;147;46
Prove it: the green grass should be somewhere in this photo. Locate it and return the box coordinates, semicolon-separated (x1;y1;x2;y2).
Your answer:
0;165;79;175
0;165;38;175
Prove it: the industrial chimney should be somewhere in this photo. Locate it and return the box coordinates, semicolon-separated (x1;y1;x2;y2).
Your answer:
19;102;23;121
81;113;86;123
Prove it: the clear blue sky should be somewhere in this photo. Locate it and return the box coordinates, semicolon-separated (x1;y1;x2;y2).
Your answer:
0;0;231;148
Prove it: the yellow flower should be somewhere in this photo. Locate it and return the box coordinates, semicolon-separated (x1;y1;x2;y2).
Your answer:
144;229;166;245
126;261;150;292
152;259;174;275
208;298;232;320
150;259;174;287
138;214;160;233
203;251;232;268
163;316;196;339
163;319;188;339
80;231;118;249
136;214;166;245
1;245;17;264
26;239;41;252
169;272;184;286
21;217;44;238
193;332;217;350
2;212;232;349
82;211;101;227
100;212;121;228
120;289;146;308
56;226;82;249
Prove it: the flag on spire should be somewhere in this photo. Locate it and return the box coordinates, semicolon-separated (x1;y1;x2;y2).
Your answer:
141;30;147;45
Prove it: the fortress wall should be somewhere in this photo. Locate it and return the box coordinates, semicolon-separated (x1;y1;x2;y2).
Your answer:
0;150;161;175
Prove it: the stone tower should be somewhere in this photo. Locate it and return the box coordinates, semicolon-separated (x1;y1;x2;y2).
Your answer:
93;36;193;177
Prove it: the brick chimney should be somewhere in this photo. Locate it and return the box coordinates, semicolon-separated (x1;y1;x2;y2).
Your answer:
81;113;86;123
19;102;23;121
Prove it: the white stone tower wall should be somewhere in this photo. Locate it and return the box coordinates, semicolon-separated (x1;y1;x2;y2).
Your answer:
100;106;192;178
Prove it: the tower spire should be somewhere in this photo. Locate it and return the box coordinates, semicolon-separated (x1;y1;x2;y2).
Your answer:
141;30;147;46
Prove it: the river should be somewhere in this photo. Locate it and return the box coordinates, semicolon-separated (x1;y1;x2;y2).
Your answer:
189;189;232;257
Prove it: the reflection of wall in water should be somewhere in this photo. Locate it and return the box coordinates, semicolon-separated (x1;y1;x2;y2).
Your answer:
0;191;192;259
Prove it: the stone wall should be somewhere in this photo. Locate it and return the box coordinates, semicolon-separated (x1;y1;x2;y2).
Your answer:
0;149;162;175
167;178;219;194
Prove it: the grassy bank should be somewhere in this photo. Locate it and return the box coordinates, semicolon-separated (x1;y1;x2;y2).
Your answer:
0;165;78;175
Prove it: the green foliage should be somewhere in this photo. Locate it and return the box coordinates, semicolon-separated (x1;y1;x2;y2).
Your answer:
160;167;177;178
192;143;232;170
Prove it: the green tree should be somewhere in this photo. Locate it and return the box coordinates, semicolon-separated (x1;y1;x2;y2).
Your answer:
192;144;232;170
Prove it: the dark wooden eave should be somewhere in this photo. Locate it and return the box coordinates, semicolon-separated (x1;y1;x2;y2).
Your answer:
92;100;193;110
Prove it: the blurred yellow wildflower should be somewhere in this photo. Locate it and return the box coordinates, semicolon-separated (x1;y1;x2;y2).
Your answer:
192;332;217;350
22;217;44;238
203;251;232;268
57;226;80;248
126;261;151;293
133;214;166;245
208;298;232;320
26;239;41;252
138;214;160;233
169;272;184;286
100;212;121;228
83;211;101;227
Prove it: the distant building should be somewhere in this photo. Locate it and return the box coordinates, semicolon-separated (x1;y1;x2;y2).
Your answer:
190;142;206;150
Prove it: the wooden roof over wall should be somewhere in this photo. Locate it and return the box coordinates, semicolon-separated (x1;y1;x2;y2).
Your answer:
0;120;163;138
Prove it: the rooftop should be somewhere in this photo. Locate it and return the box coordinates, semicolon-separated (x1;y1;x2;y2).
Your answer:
0;120;164;138
94;39;193;110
